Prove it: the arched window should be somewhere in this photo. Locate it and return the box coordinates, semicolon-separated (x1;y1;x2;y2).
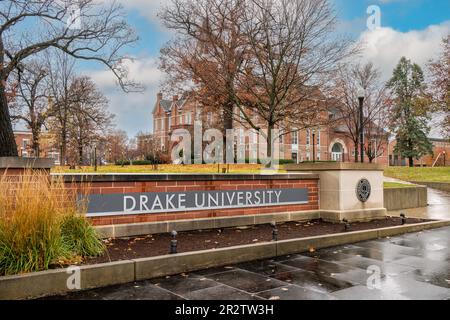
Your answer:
331;143;344;162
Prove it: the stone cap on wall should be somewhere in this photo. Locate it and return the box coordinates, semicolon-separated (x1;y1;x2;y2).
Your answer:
53;172;320;183
285;162;385;172
0;157;55;169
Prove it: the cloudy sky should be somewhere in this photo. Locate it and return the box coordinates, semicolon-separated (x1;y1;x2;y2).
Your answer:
79;0;450;137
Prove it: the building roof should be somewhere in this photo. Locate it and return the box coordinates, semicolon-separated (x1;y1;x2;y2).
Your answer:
159;100;172;112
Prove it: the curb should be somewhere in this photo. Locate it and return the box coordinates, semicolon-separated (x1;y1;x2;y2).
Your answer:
1;220;449;300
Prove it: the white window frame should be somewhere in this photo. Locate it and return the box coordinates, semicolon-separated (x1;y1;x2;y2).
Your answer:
292;130;298;145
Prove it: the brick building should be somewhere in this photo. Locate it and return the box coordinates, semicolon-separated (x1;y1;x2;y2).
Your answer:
14;131;61;165
388;138;450;167
152;93;391;165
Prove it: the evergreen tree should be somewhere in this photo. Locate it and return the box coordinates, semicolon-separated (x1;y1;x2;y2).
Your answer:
387;57;433;167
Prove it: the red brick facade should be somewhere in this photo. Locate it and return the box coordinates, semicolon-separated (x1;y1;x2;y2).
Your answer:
152;93;391;165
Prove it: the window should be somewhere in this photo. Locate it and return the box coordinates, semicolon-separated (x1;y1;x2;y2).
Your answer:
251;130;258;144
23;139;30;150
317;151;321;161
179;114;183;125
239;132;244;144
306;129;310;145
186;112;192;125
196;109;202;120
207;112;213;125
317;130;321;145
292;130;298;145
292;153;298;163
161;118;164;131
168;115;171;128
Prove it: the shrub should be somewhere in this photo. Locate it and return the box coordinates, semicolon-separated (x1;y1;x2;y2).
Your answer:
278;159;296;165
61;214;105;258
0;170;104;276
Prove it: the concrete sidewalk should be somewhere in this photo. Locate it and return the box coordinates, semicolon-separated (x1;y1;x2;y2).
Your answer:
384;177;450;220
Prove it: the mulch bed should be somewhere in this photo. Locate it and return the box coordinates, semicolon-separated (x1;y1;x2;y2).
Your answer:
82;217;431;266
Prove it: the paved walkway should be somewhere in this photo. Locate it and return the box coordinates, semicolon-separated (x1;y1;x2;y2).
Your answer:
384;177;450;220
51;226;450;300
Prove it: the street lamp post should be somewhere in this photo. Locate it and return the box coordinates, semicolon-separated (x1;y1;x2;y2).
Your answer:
312;129;316;163
358;89;365;163
94;144;98;172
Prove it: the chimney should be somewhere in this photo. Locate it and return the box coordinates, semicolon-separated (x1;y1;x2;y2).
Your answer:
157;92;163;100
173;95;179;102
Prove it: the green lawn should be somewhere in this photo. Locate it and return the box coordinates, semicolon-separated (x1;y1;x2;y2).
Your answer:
53;164;274;174
384;167;450;183
383;182;415;188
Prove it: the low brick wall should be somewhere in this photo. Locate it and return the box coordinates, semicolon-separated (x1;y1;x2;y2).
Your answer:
56;173;320;226
384;186;428;211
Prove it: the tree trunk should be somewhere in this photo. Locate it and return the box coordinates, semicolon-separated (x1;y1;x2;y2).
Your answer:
60;129;67;166
32;127;40;157
409;156;414;167
354;145;358;162
78;141;83;166
222;102;233;163
266;123;274;167
0;81;18;157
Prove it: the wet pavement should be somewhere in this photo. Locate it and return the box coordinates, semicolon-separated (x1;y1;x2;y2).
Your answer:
384;177;450;220
388;187;450;220
50;226;450;300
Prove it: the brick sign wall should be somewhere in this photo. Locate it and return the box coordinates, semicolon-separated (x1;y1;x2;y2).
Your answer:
60;174;319;226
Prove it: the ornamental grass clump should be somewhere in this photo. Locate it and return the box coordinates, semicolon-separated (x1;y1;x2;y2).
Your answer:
0;170;104;276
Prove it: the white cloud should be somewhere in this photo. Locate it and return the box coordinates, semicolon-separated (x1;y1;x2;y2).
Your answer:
358;21;450;80
111;0;165;24
85;57;165;136
358;22;450;138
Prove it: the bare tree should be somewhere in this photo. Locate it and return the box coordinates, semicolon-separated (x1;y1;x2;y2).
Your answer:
9;60;50;156
330;62;391;162
46;50;76;165
66;76;114;165
428;34;450;138
159;0;249;136
106;129;129;164
160;0;356;161
233;0;356;158
0;0;138;156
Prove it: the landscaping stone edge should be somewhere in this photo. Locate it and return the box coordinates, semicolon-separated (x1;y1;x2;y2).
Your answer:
1;220;449;300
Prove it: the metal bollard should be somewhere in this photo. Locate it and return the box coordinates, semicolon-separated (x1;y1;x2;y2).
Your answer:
170;230;178;254
400;213;406;225
343;218;351;232
270;221;278;241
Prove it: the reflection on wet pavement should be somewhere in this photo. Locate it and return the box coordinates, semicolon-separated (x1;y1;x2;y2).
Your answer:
388;187;450;220
48;226;450;300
